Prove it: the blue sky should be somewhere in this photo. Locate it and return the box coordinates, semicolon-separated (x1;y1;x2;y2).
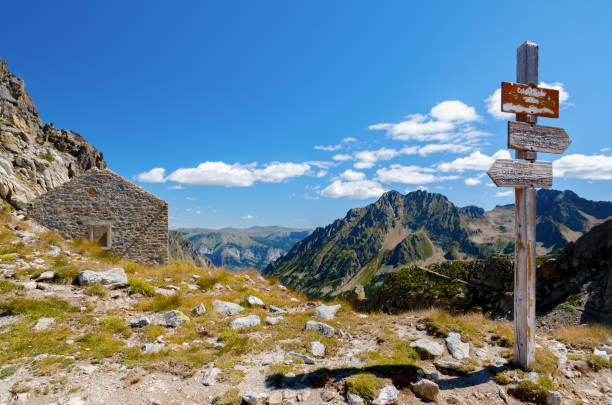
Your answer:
2;1;611;229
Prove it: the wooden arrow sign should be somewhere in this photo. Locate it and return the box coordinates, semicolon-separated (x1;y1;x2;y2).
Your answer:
501;82;559;118
487;159;552;188
508;121;571;154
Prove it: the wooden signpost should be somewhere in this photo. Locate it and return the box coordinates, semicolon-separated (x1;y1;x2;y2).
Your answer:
487;41;571;370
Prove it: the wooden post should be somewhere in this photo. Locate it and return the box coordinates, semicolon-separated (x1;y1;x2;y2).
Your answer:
513;41;538;370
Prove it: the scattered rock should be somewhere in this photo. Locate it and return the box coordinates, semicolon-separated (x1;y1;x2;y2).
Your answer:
268;391;283;405
412;379;439;401
23;281;37;290
36;270;55;281
546;390;562;405
142;343;164;354
154;287;174;296
593;348;610;361
304;320;335;337
265;316;283;325
247;295;264;306
315;304;341;320
130;317;151;328
229;315;260;329
347;392;364;405
191;303;206;316
310;341;325;357
297;391;311;402
48;245;61;256
153;310;190;327
446;332;470;360
213;300;244;316
498;387;508;403
410;338;444;357
33;317;54;331
242;393;262;405
289;352;315;365
268;305;286;314
425;372;440;383
373;385;399;405
77;268;128;289
202;367;221;386
320;390;336;402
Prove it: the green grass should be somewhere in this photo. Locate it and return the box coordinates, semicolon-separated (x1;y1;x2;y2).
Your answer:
37;154;54;162
128;277;155;296
0;280;23;294
587;354;611;371
346;373;385;400
140;293;184;312
0;366;16;379
84;284;108;297
214;388;241;405
0;297;76;321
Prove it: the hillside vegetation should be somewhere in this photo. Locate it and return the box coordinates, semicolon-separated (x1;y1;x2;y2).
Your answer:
0;207;610;404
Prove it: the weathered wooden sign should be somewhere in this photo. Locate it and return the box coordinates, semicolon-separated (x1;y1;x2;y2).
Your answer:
508;121;571;154
487;159;552;188
501;82;560;118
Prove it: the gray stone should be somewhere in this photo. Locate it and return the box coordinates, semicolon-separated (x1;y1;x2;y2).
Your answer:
446;332;470;360
153;310;190;327
191;303;206;316
142;343;164;354
310;341;325;357
77;268;128;289
202;367;221;386
289;352;315;365
36;271;55;281
33;317;54;331
412;379;439;401
425;372;440;383
315;304;341;320
242;393;262;405
213;300;244;316
320;390;336;402
410;338;444;357
247;295;264;306
268;391;283;405
593;348;610;361
546;390;562;405
347;392;364;405
23;281;37;290
265;316;283;325
229;315;260;329
304;320;335;337
373;385;399;405
268;305;286;314
130;317;150;328
297;391;310;402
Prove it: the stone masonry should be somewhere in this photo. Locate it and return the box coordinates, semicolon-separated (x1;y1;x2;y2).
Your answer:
28;168;168;265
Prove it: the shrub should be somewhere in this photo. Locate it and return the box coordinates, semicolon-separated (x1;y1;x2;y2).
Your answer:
128;277;155;296
346;373;385;400
85;284;108;297
0;366;16;379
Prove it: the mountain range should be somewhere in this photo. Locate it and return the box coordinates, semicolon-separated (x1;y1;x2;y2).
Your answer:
174;226;312;270
264;189;612;298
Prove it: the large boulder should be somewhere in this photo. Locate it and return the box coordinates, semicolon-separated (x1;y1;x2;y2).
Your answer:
446;332;470;360
153;310;190;327
77;268;128;289
213;300;244;316
412;379;439;401
410;338;444;357
304;320;335;337
229;315;260;329
315;304;341;320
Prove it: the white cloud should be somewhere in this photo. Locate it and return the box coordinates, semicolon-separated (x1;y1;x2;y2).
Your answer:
486;82;571;120
166;161;310;187
315;144;342;151
539;81;570;105
135;168;167;183
342;137;357;143
321;179;386;200
316;170;327;178
167;162;256;187
496;190;513;197
354;147;400;169
416;185;429;192
253;162;310;183
369;114;455;142
186;197;196;201
553;154;612;180
241;214;253;220
485;88;515;120
430;100;479;122
464;177;481;186
333;154;352;161
168;184;184;190
601;147;610;152
339;170;366;181
376;164;458;185
418;143;472;156
437;150;512;172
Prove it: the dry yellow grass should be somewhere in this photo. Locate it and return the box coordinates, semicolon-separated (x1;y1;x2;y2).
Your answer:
552;324;612;349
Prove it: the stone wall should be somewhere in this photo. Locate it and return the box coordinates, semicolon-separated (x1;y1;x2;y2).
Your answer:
28;168;168;265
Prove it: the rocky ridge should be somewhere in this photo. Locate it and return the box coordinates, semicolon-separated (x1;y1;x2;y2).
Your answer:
0;58;106;209
0;209;610;405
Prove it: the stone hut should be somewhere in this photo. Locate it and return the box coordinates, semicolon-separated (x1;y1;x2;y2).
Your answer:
28;168;168;265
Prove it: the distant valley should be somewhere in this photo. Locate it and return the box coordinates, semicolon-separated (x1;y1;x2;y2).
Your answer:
264;189;612;298
173;226;312;270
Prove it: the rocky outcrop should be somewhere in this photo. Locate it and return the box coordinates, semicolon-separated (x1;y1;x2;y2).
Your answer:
168;231;214;268
0;58;106;209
